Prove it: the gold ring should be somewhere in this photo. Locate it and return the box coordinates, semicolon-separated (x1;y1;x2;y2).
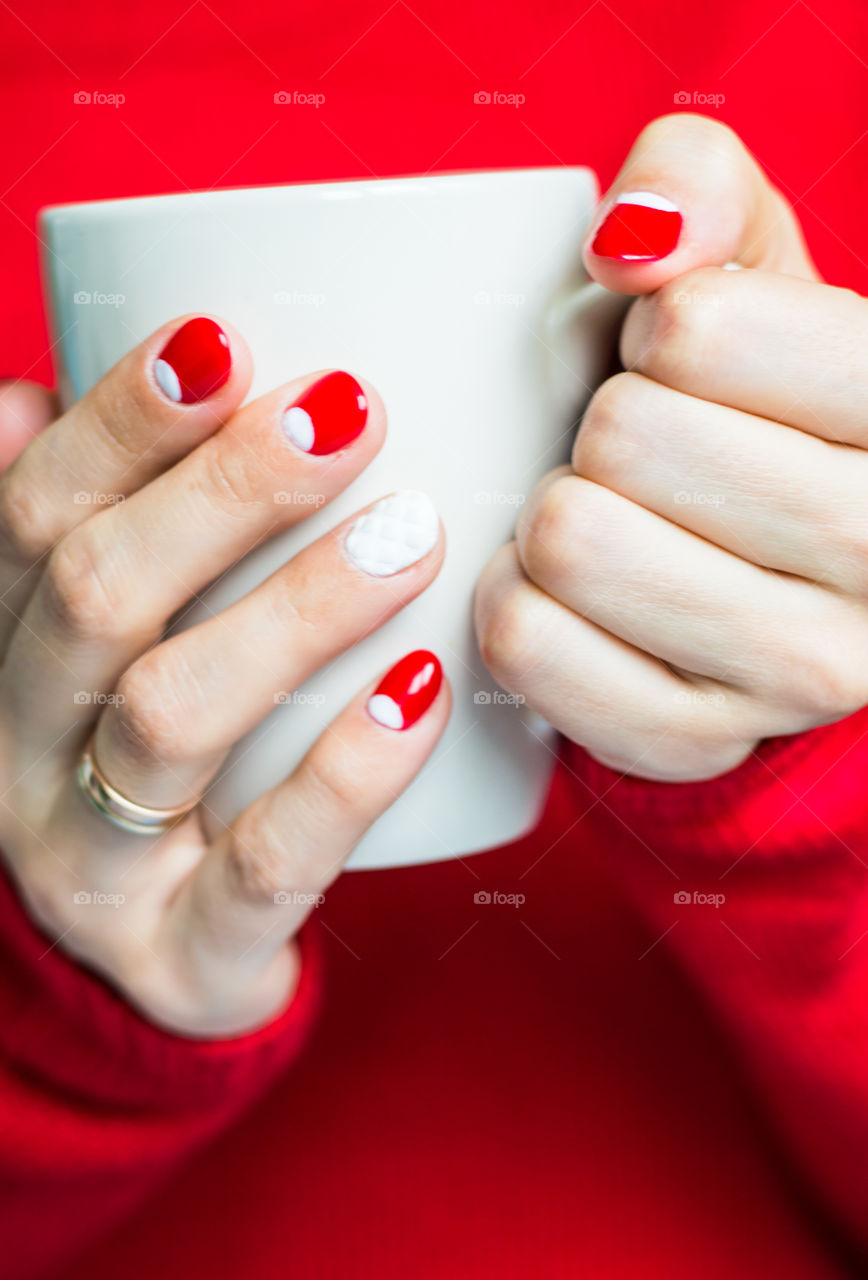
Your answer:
76;735;197;836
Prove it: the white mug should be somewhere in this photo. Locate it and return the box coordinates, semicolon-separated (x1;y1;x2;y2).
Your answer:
39;168;624;869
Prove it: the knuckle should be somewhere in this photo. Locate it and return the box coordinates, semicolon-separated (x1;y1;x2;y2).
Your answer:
0;465;61;564
478;579;542;692
301;738;375;821
41;534;120;643
224;823;292;904
88;377;152;466
572;372;646;480
631;268;728;383
113;658;187;763
826;520;868;597
227;809;320;903
777;626;867;723
521;474;579;578
200;438;263;514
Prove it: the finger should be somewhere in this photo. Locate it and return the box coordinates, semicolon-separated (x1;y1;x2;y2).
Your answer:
0;315;251;653
0;380;59;644
167;650;449;1022
621;266;868;446
0;380;57;468
474;542;757;781
2;371;381;754
572;372;868;594
83;488;442;815
514;471;864;699
582;114;818;293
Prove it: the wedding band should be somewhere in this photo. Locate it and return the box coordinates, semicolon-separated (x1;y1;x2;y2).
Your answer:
76;736;197;836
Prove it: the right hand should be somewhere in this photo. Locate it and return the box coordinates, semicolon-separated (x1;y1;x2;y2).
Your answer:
0;315;450;1037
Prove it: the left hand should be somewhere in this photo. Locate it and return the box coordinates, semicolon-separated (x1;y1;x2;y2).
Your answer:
475;113;868;781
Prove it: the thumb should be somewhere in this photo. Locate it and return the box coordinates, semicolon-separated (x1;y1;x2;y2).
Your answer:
0;380;57;471
583;114;819;293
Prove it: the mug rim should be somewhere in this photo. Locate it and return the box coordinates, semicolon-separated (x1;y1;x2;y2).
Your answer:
39;165;597;227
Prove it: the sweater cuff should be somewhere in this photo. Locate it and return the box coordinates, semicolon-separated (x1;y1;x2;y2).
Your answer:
564;705;868;864
0;859;323;1112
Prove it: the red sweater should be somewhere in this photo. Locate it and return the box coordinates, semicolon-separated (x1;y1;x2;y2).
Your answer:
2;2;868;1276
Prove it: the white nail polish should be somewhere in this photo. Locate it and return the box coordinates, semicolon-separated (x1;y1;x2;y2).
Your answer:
344;490;439;577
366;693;404;729
154;358;183;403
282;405;315;452
615;190;680;212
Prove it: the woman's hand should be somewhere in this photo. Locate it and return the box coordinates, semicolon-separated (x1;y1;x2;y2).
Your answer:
0;318;449;1036
475;113;868;782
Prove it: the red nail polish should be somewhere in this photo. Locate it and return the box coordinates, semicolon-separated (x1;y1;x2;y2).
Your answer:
154;318;232;404
282;371;368;455
591;192;682;261
366;650;442;731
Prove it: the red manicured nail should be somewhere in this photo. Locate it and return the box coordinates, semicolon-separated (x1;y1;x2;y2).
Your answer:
282;371;368;455
590;192;682;261
154;318;232;404
366;650;442;731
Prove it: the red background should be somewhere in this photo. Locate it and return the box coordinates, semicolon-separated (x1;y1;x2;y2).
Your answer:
2;0;867;388
2;2;868;1277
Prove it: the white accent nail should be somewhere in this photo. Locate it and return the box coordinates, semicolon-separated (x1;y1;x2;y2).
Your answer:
367;693;404;729
722;261;744;270
282;405;315;452
615;190;680;213
154;358;182;403
345;490;439;577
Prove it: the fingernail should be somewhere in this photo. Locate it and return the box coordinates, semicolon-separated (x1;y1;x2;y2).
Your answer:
367;649;442;730
154;318;232;404
344;490;439;577
590;192;682;261
282;371;367;455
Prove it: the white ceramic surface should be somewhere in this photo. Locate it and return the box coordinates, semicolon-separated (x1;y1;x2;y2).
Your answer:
39;168;624;869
